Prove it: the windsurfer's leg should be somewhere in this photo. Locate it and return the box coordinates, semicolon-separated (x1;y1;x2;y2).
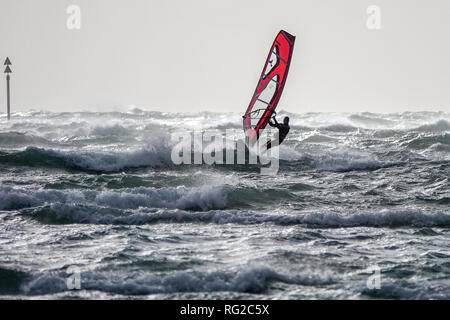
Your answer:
266;138;280;150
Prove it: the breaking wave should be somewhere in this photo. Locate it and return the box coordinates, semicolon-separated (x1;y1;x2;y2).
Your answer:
0;146;173;172
279;146;385;171
0;145;389;173
21;202;450;228
0;185;227;212
21;265;333;296
0;132;51;146
415;120;450;132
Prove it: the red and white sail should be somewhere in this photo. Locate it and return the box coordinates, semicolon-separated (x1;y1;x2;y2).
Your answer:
243;30;296;145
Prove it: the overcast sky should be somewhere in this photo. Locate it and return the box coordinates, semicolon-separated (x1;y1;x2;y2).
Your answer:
0;0;449;114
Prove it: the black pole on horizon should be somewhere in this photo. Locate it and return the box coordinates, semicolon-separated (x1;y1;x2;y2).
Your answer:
4;57;12;120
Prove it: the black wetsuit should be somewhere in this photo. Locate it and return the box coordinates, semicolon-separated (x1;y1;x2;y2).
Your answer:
266;118;290;150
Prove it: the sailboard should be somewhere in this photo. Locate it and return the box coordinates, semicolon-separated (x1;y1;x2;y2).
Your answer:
243;30;295;146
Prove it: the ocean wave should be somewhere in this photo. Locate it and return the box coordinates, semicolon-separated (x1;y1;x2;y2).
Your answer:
362;279;449;299
282;111;450;131
349;114;396;128
300;134;339;144
1;185;227;212
94;186;227;211
22;202;450;228
0;132;50;146
279;147;384;171
21;265;333;296
319;124;358;132
310;149;383;171
407;133;450;150
0;146;173;172
227;186;296;208
213;122;242;130
3;110;449;131
1;183;301;217
0;267;28;295
414;120;450;132
0;144;386;173
89;124;133;137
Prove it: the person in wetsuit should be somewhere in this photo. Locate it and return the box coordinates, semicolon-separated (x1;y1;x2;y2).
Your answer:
266;116;290;150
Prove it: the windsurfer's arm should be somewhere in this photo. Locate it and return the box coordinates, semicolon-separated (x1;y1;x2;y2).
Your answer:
269;117;280;128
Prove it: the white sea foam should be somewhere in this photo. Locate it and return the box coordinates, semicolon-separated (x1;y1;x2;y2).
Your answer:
22;145;174;171
278;146;383;171
22;265;333;296
0;185;227;212
12;192;449;228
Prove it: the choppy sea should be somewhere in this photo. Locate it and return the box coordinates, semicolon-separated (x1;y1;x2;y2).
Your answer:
0;109;449;299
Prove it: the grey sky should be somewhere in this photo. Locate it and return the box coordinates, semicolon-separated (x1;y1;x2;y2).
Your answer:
1;0;449;114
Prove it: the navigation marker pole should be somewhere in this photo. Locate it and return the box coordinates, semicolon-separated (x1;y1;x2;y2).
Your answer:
4;57;12;120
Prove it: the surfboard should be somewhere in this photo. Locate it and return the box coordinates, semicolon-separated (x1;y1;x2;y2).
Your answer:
242;30;296;146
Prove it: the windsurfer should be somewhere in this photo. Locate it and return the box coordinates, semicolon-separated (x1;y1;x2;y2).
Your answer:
266;116;290;150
